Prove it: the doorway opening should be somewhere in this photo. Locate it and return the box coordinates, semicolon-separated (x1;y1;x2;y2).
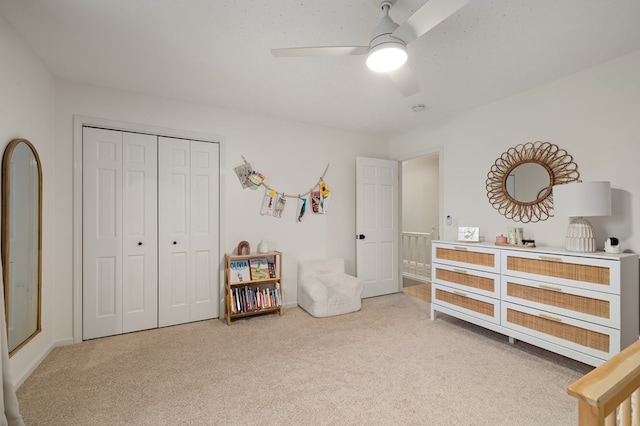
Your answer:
400;153;440;304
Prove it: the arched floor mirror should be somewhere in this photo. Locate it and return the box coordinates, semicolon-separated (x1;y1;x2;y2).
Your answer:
2;138;42;356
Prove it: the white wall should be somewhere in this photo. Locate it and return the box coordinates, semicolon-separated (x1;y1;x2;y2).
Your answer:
391;49;640;253
402;155;439;233
54;80;388;343
0;16;56;386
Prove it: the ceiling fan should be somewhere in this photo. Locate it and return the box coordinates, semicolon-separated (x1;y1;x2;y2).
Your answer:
271;0;471;96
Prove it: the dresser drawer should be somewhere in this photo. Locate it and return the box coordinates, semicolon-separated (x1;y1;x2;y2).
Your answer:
432;284;500;324
501;251;620;294
432;243;500;274
433;263;500;298
501;302;620;360
501;276;619;329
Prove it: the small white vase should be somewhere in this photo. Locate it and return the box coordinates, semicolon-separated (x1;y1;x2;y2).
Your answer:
258;240;269;253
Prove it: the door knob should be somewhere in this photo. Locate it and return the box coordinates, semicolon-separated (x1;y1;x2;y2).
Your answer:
357;234;365;240
137;242;143;246
173;241;177;245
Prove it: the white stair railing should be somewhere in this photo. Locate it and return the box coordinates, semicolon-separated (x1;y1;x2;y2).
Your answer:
401;228;435;283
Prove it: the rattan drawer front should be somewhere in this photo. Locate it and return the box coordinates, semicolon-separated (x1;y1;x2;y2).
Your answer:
502;302;619;359
433;284;499;324
501;251;619;294
433;264;499;298
501;277;619;329
433;243;499;273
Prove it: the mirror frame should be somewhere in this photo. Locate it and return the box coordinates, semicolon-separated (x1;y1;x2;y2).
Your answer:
486;141;580;222
2;138;43;356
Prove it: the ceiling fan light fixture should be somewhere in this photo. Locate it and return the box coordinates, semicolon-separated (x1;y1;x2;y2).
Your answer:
366;41;407;73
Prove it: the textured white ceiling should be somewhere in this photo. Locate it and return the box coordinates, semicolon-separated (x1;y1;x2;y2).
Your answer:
2;0;640;137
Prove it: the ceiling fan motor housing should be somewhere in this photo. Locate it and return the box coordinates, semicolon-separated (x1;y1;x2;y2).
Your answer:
370;1;401;45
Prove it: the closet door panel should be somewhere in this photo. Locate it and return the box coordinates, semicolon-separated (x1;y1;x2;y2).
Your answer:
125;256;145;310
122;132;158;333
169;252;189;304
83;127;123;339
190;142;219;321
158;137;191;327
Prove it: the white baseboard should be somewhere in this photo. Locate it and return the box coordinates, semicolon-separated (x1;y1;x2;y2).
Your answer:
14;338;75;389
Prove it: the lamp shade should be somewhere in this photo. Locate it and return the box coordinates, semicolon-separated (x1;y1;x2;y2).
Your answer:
553;181;611;218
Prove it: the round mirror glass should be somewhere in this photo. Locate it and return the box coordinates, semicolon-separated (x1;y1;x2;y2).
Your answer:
505;162;551;203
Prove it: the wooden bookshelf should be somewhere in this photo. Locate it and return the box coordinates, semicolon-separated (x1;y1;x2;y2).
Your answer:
224;251;283;325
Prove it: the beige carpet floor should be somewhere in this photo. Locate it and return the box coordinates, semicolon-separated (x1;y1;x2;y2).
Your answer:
402;282;431;303
16;293;591;425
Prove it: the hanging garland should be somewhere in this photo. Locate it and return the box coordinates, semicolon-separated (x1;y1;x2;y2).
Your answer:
233;155;331;221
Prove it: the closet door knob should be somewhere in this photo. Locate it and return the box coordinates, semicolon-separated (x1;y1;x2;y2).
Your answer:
173;241;177;245
137;242;143;246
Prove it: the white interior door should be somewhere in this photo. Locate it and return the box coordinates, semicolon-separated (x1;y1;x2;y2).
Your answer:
158;137;191;326
158;138;219;326
83;127;124;339
189;141;220;321
356;157;399;298
80;123;221;340
83;128;159;339
122;132;158;333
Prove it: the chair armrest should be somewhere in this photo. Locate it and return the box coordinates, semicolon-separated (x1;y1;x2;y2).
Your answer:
336;274;362;288
299;276;328;302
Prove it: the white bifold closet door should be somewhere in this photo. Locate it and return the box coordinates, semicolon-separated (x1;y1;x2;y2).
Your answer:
83;129;219;340
83;127;158;340
158;136;219;327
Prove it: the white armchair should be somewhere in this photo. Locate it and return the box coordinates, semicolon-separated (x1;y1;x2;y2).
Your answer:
297;258;364;318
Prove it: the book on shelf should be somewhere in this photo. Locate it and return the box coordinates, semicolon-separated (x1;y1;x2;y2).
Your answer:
242;288;248;311
267;262;276;278
249;258;270;280
233;287;240;313
229;259;251;283
229;285;282;314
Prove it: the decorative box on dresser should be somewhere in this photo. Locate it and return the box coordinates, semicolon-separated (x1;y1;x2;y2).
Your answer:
431;241;639;367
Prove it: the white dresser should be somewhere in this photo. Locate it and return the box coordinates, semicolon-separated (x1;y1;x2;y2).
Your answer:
431;241;639;366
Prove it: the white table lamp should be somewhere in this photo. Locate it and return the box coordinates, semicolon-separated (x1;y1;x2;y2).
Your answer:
553;181;611;252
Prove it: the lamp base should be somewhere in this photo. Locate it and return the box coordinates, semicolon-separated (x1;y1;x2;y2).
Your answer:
565;217;596;253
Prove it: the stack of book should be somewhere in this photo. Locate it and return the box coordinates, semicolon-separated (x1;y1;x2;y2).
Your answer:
230;286;281;314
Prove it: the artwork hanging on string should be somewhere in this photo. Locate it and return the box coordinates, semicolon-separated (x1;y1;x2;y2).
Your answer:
311;182;331;214
297;196;308;222
273;193;286;218
247;170;265;189
260;190;276;216
236;154;330;222
261;190;287;219
234;163;253;189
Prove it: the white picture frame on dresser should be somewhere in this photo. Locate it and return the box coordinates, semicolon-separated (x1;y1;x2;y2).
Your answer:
431;240;639;367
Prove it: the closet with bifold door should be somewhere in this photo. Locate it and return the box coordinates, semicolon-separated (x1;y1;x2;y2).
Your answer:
82;127;220;340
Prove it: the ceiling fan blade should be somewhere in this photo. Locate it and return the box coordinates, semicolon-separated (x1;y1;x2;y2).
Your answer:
389;65;419;96
271;46;368;57
393;0;471;44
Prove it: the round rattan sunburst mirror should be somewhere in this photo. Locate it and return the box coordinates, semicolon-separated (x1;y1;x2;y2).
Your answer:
486;141;580;223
